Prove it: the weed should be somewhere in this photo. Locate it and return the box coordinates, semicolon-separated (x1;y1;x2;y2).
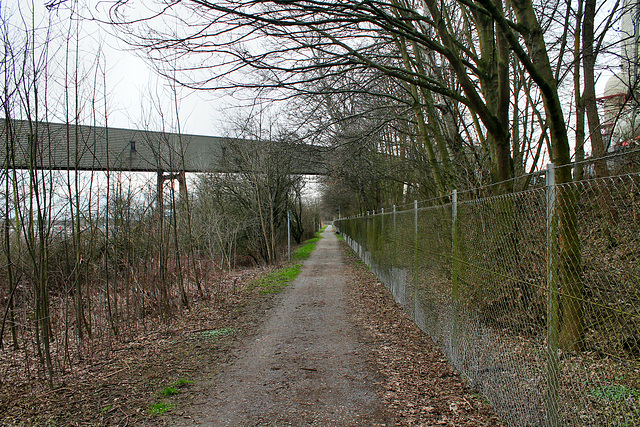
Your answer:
472;392;491;406
173;378;194;387
44;416;58;427
101;404;112;413
148;402;174;416
154;377;194;407
199;328;236;341
160;386;179;397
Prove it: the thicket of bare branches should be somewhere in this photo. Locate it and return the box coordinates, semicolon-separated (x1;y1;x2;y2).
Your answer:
105;0;636;353
0;1;320;387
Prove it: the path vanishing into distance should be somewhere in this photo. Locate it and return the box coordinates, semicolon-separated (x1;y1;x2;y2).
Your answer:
173;225;393;426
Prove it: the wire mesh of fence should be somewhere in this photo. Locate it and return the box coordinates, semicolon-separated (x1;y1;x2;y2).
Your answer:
336;155;640;426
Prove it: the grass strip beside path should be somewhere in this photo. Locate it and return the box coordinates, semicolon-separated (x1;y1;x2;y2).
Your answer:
254;228;326;294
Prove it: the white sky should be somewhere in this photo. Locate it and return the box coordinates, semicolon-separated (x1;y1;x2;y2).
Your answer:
97;35;229;137
2;1;236;137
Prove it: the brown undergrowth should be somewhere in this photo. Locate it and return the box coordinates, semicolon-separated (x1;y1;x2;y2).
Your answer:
0;266;278;426
343;244;506;427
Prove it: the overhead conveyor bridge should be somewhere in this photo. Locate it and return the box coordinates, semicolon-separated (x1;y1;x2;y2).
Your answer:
0;119;328;175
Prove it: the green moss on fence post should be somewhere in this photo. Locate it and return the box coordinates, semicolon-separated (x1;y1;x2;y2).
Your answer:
451;190;459;301
414;200;418;318
393;205;397;265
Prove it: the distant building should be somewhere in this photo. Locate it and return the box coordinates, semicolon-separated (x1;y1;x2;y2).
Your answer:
598;0;640;151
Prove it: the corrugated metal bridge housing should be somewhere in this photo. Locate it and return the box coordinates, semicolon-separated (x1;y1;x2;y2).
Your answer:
0;118;327;197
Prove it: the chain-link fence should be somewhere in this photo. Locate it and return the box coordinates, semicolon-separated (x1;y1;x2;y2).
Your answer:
335;154;640;426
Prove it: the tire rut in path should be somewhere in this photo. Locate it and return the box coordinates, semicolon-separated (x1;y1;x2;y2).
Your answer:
175;225;391;426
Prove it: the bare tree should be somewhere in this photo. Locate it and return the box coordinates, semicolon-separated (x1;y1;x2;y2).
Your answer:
106;0;633;351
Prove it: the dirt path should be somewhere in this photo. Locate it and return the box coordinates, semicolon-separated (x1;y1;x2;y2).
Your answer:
173;225;393;426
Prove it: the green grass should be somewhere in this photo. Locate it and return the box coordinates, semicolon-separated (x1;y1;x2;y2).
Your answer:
148;402;174;416
149;378;194;417
293;239;319;260
591;385;640;401
255;264;302;294
293;229;325;261
316;225;328;237
158;377;194;396
160;386;179;397
251;228;327;294
199;327;236;341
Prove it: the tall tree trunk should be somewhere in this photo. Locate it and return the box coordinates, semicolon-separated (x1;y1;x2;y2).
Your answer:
495;0;584;351
396;35;448;197
474;0;514;189
1;118;19;350
583;0;609;177
424;0;514;188
479;7;620;321
574;0;585;181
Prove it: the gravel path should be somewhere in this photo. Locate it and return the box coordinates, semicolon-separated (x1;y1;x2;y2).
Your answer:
174;225;392;426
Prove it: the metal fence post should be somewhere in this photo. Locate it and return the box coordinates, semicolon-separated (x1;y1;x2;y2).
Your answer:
380;208;384;267
450;190;460;365
452;190;459;299
546;163;560;427
414;200;418;317
287;210;291;263
393;205;397;265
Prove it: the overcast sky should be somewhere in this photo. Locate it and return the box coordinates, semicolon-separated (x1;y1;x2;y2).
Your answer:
1;1;241;137
88;8;237;137
98;35;230;137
